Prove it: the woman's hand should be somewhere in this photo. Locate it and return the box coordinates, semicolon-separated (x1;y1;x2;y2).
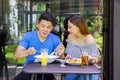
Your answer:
89;55;98;64
65;55;72;59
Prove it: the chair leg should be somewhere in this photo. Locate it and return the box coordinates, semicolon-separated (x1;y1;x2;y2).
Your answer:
61;74;65;80
0;65;3;80
2;46;9;80
14;59;18;77
4;61;9;80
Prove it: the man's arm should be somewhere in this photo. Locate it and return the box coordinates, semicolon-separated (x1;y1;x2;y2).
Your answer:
15;46;35;59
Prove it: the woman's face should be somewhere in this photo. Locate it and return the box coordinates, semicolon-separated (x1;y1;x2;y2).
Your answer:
68;20;80;36
37;19;54;39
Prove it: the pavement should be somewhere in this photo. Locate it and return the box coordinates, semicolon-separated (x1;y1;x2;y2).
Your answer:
2;66;22;80
2;66;62;80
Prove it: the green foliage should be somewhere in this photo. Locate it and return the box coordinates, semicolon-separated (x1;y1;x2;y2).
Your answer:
84;11;103;51
59;17;65;33
37;3;46;11
0;0;10;26
93;32;103;51
5;43;25;66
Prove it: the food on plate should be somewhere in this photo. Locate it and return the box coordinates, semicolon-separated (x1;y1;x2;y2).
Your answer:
67;58;81;63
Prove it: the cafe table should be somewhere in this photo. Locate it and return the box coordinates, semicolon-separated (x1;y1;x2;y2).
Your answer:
22;61;101;80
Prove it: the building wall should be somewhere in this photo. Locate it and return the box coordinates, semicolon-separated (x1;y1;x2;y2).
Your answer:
114;0;120;80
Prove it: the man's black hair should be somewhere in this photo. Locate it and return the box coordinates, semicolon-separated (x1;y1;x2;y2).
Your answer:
38;12;56;27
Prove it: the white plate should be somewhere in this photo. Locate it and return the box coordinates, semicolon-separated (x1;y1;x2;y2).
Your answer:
34;55;59;58
34;55;59;63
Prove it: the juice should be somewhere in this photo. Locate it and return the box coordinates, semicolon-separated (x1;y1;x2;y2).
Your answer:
41;55;48;66
40;48;48;66
81;56;88;67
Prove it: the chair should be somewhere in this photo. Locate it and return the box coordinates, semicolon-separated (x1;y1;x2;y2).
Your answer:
0;46;9;80
97;50;104;80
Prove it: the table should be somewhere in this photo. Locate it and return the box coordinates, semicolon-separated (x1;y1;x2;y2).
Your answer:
23;61;101;80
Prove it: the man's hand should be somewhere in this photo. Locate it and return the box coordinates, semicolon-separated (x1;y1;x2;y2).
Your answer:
27;47;36;55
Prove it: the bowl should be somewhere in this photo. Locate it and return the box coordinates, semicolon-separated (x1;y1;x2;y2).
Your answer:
34;55;59;63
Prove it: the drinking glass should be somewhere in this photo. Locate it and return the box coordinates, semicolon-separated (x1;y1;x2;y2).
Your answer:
81;51;88;67
60;59;66;67
40;48;48;66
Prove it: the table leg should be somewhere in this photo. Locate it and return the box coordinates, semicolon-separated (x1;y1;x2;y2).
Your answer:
89;74;92;80
4;61;9;80
34;74;37;80
31;74;37;80
42;74;44;80
31;74;35;80
84;74;92;80
84;74;87;80
61;74;65;80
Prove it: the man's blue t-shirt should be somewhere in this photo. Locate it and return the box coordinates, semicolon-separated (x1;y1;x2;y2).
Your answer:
18;30;61;66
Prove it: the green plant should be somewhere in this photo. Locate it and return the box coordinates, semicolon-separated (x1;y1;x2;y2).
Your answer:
93;32;103;51
5;43;25;66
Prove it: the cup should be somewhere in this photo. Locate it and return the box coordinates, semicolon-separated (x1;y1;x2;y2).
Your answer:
81;51;89;67
40;48;48;66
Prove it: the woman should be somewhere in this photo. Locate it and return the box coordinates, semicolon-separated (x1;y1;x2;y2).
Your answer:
63;14;100;80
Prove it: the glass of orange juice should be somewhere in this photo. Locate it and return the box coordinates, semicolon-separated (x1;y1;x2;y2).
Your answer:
41;48;48;66
81;51;89;67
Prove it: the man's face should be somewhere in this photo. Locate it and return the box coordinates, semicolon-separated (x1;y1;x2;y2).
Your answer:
37;19;54;39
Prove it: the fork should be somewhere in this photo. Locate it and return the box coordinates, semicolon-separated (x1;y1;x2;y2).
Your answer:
50;42;62;55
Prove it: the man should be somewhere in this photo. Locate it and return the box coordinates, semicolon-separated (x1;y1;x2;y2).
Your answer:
14;12;64;80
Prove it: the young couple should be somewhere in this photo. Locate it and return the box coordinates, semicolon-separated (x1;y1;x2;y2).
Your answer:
14;12;100;80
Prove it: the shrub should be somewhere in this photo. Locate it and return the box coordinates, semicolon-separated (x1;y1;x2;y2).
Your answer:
5;43;25;66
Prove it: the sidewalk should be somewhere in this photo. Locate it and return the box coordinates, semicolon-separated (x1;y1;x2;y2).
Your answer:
2;66;62;80
2;66;22;80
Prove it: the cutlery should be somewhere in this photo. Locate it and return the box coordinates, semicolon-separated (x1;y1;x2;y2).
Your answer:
50;42;62;55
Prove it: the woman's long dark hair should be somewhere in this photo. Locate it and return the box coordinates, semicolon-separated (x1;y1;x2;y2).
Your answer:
69;14;90;35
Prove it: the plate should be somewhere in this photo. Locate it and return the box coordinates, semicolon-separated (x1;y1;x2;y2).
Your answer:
66;58;81;65
34;55;59;58
34;55;59;63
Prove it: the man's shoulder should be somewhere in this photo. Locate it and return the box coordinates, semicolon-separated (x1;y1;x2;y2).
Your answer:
49;33;59;38
49;33;60;42
24;31;36;36
25;30;36;34
22;31;37;39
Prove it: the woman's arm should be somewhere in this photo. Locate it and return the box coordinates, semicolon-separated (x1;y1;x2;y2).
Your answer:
86;34;100;64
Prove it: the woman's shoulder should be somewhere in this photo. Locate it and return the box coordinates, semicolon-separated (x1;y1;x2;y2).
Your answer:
85;34;95;44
